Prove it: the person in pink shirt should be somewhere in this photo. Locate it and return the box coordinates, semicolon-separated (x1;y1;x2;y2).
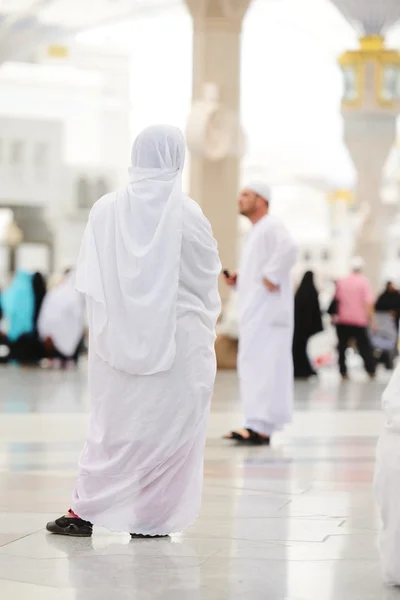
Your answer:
335;257;376;380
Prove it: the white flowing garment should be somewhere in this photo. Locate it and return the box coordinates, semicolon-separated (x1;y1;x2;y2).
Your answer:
374;364;400;585
237;215;297;435
37;272;84;357
71;125;221;535
75;126;186;376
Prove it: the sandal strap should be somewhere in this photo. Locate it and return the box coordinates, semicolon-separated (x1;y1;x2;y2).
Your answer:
229;431;246;441
245;429;270;444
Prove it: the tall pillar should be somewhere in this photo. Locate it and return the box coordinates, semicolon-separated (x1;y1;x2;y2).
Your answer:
329;190;355;278
339;35;400;289
185;0;251;300
344;115;395;288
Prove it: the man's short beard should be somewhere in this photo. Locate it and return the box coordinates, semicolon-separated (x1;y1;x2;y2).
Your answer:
240;206;254;218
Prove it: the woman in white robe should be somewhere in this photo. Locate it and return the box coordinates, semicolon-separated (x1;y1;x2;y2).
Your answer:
46;125;221;538
375;363;400;585
38;270;85;364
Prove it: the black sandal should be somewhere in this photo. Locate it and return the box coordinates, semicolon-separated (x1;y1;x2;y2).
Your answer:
46;515;93;537
224;431;246;441
130;534;169;539
224;429;270;446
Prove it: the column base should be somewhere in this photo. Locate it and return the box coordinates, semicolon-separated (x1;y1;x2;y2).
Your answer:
215;335;238;370
355;239;383;290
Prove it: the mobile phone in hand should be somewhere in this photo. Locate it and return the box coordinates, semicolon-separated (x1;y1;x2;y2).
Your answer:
223;270;230;278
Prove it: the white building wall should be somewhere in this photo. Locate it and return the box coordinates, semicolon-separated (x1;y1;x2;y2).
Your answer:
0;117;63;206
0;42;131;272
0;62;105;168
66;45;132;186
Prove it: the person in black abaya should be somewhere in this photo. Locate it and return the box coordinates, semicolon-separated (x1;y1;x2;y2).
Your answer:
33;272;46;326
375;281;400;318
0;288;9;364
293;271;323;379
372;281;400;370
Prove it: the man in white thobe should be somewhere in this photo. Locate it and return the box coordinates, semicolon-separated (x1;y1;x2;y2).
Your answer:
224;182;297;444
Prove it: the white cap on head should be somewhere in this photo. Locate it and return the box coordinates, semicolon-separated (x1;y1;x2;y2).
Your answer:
246;181;271;204
350;256;365;271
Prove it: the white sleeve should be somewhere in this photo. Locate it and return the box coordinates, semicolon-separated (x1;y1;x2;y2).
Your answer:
262;224;297;285
181;200;222;323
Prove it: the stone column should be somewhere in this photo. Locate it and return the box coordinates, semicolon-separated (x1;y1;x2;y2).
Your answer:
344;115;396;289
329;190;355;279
185;0;251;300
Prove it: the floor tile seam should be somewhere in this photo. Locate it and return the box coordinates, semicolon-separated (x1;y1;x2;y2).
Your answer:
0;551;215;563
196;549;221;568
194;516;348;522
0;528;44;549
276;514;371;519
203;484;312;497
199;555;380;564
0;575;66;590
183;535;332;545
323;530;379;540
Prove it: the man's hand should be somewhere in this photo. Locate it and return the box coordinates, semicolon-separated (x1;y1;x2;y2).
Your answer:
223;272;237;287
263;278;280;293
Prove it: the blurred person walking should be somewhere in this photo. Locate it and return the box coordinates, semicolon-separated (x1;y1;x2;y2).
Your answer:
38;269;85;367
372;281;400;370
224;182;297;445
292;271;323;379
33;272;46;327
46;125;221;538
375;281;400;325
335;257;376;380
0;270;45;364
0;270;35;346
0;287;8;363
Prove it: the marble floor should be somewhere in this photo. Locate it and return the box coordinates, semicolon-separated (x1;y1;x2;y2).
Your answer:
0;364;398;599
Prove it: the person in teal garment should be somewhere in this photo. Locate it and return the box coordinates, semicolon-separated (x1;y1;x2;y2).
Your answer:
0;270;45;363
1;271;35;342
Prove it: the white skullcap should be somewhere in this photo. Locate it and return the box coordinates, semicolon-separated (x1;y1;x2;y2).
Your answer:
350;256;365;271
246;181;271;203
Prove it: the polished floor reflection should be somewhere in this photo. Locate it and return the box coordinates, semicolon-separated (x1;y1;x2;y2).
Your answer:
0;365;397;599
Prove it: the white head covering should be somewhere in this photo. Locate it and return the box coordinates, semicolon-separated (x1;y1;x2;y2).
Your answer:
76;124;186;375
38;271;84;357
350;256;365;272
246;181;271;203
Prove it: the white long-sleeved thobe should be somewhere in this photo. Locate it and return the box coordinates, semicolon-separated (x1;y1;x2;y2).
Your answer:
237;214;297;435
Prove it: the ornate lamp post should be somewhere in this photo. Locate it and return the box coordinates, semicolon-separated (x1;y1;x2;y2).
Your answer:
331;0;400;288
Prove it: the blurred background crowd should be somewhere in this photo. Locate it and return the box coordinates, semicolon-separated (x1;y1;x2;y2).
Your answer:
0;268;85;367
0;0;400;378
